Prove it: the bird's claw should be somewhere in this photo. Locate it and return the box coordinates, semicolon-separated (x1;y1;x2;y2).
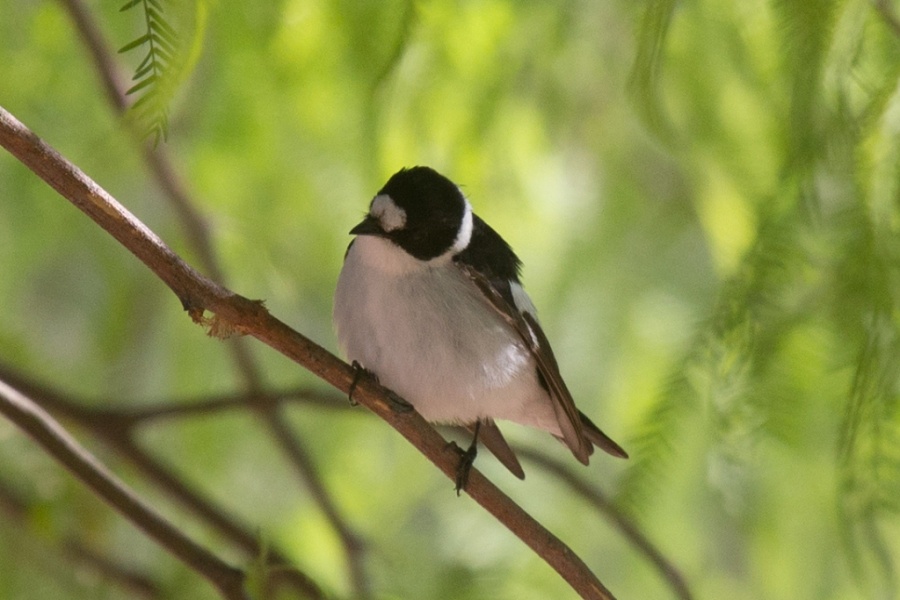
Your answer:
385;390;414;413
349;361;413;413
451;440;478;495
348;360;373;406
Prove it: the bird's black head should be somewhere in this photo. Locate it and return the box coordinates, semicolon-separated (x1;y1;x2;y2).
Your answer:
351;166;473;261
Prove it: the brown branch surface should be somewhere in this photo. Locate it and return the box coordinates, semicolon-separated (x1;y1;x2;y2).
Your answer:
519;448;694;600
873;0;900;38
0;105;618;600
0;479;162;599
57;2;371;594
109;387;350;426
0;379;247;600
0;363;324;600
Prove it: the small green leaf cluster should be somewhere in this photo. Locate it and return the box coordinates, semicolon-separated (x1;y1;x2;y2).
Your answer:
119;0;179;145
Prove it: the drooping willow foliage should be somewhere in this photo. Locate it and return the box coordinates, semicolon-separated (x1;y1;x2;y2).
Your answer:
621;1;900;596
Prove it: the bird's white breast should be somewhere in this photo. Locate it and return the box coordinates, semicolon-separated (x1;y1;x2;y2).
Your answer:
333;236;556;428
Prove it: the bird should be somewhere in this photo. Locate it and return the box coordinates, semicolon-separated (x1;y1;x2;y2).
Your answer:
333;166;627;489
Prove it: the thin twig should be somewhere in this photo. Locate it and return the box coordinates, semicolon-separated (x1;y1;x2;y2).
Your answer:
59;0;270;386
58;0;128;111
0;105;619;600
0;479;162;599
95;388;348;427
0;363;324;600
58;0;223;284
60;0;261;384
57;3;373;594
0;379;247;600
872;0;900;38
262;410;371;597
517;447;694;600
60;540;163;599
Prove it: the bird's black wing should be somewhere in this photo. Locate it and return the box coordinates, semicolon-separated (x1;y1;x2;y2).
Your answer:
455;215;626;463
454;214;521;307
457;262;590;463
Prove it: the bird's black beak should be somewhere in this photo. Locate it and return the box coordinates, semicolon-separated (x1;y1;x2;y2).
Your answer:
349;215;385;237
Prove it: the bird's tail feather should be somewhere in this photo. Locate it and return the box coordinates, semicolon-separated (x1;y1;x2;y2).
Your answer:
579;411;628;459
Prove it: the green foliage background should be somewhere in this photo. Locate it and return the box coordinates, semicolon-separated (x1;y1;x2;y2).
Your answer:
2;0;900;598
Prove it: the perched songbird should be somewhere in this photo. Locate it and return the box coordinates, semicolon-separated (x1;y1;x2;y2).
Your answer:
334;166;626;487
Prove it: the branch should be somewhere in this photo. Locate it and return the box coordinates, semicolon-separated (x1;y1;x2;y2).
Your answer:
0;363;324;600
128;387;351;424
74;387;348;429
59;0;128;110
0;479;162;599
58;0;250;366
872;0;900;38
57;3;372;593
0;105;619;599
0;379;246;600
262;411;370;595
518;448;694;600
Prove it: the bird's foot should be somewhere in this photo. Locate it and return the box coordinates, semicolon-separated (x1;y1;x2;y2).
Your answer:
384;390;413;413
348;361;413;413
451;437;479;495
347;360;372;406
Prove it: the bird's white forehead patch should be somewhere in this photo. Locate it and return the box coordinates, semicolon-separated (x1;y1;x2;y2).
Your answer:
370;194;406;232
